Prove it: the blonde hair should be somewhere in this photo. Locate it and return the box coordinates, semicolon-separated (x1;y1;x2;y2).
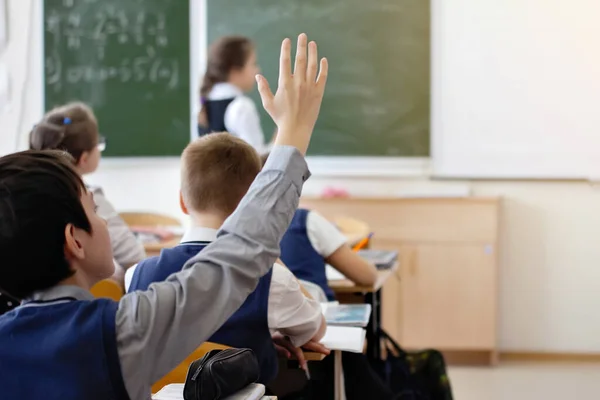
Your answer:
181;133;261;216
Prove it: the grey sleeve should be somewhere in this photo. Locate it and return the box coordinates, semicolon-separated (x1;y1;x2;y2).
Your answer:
92;188;146;268
114;146;309;400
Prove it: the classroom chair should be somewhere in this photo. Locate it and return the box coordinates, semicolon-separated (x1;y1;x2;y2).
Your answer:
152;342;231;394
119;212;182;228
90;279;123;302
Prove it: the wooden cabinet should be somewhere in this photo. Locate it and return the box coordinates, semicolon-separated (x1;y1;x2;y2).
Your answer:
300;197;500;362
397;244;496;349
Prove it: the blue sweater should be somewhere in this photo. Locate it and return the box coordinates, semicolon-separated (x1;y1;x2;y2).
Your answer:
280;209;336;301
0;298;129;400
129;242;278;384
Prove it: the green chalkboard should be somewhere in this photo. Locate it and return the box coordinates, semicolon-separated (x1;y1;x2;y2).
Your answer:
44;0;190;157
207;0;430;156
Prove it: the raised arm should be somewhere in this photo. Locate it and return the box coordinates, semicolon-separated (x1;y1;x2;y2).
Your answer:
114;34;328;399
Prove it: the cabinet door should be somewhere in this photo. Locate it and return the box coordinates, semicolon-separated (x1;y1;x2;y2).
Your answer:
380;241;407;344
400;244;496;350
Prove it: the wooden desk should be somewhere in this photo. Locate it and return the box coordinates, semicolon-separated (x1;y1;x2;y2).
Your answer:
302;351;326;361
328;268;396;294
329;264;398;363
143;228;365;258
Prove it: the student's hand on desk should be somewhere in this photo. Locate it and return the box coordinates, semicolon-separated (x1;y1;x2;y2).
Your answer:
256;33;328;155
301;339;331;356
272;333;331;372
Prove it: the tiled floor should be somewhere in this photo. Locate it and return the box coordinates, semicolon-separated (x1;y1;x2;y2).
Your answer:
449;363;600;400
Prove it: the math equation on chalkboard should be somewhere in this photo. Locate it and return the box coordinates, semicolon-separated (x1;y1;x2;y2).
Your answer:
43;0;191;157
44;1;183;93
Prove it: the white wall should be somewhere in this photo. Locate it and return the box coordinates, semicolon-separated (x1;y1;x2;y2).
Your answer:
3;0;600;353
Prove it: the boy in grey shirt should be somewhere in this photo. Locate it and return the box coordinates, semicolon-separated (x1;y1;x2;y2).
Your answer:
0;34;328;400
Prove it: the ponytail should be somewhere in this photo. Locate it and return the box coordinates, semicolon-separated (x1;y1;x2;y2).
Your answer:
198;36;254;128
29;102;99;163
29;120;67;152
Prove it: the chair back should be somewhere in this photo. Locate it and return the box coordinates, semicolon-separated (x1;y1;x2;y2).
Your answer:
119;212;181;227
90;279;123;301
152;342;231;394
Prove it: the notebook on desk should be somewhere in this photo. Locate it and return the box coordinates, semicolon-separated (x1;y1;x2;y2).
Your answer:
153;383;267;400
322;303;372;327
357;249;399;270
320;326;366;353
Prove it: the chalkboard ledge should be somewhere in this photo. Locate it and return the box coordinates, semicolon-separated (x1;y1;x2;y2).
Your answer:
306;156;429;177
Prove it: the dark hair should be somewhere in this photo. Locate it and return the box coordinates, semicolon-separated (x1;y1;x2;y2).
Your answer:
29;102;99;163
181;132;261;217
0;150;91;299
198;36;254;127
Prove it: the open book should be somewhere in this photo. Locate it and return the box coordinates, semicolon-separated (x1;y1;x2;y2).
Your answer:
153;383;266;400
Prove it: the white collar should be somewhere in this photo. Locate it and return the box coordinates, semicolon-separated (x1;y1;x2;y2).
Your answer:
208;82;244;101
180;226;218;244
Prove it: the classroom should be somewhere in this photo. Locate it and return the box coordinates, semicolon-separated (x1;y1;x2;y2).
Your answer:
0;0;599;399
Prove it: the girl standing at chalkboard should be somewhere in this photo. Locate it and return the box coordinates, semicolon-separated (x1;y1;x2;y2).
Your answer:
28;102;146;288
198;36;272;154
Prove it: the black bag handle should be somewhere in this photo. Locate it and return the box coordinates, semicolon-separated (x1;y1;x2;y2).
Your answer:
379;329;408;358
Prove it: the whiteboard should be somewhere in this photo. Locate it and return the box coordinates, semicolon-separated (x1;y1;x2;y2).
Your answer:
431;0;600;179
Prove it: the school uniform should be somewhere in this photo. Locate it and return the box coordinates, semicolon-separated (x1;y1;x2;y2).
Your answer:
198;82;271;154
279;208;348;301
0;146;309;400
279;209;396;400
127;227;324;385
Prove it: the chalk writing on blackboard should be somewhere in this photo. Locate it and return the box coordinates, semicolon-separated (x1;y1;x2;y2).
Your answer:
45;5;178;92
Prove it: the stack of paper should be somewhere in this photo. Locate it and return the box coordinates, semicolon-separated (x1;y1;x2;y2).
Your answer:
153;383;266;400
320;326;366;353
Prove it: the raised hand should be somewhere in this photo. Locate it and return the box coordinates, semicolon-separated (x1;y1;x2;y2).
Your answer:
256;33;328;155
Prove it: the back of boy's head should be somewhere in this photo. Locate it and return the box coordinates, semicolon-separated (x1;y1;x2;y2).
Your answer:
0;150;91;300
181;133;261;217
29;102;99;163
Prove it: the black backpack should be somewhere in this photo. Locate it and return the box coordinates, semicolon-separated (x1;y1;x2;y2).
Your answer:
370;331;453;400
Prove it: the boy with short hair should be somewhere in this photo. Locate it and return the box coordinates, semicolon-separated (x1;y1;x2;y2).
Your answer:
0;34;328;400
127;132;326;384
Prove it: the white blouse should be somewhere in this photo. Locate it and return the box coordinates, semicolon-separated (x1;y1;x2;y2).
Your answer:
207;82;272;155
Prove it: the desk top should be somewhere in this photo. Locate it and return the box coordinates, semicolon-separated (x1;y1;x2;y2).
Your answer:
299;351;326;361
144;229;365;254
328;266;397;294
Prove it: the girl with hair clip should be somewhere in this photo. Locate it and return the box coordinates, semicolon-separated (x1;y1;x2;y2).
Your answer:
198;35;274;154
29;102;146;288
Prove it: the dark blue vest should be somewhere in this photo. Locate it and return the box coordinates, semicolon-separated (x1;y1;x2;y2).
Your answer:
0;298;129;400
280;209;336;301
129;242;278;384
197;98;236;136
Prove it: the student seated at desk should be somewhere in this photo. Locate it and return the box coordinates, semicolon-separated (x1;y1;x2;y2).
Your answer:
28;103;146;288
259;157;395;400
127;133;326;385
0;34;328;400
260;155;378;301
